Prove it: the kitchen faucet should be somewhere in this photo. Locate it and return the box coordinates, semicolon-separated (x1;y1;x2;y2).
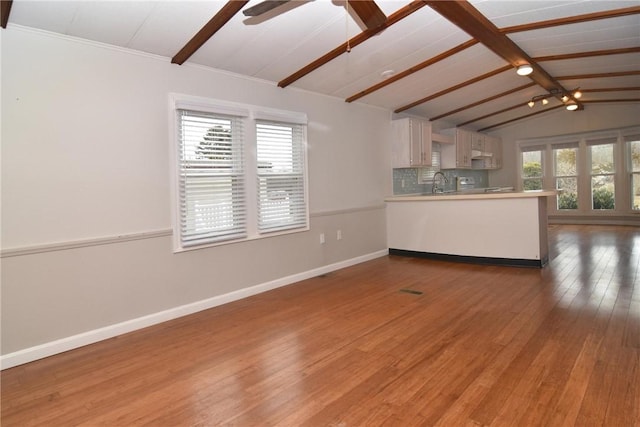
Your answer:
432;171;448;193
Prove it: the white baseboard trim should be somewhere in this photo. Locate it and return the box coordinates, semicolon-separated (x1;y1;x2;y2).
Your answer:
548;217;640;226
1;249;388;370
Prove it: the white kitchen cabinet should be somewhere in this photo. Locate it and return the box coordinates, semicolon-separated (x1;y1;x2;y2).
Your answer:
391;118;433;168
441;128;472;169
493;137;503;169
470;132;485;151
442;129;502;170
479;136;502;169
480;135;502;169
458;130;473;168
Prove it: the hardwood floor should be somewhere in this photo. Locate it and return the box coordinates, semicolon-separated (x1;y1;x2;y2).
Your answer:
2;225;639;426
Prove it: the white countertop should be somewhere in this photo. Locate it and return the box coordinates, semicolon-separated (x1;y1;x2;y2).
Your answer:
385;189;556;202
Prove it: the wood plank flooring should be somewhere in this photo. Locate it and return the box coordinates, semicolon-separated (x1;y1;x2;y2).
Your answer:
2;224;639;426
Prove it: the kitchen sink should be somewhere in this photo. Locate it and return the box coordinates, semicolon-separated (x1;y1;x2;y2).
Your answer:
482;186;514;193
429;186;515;195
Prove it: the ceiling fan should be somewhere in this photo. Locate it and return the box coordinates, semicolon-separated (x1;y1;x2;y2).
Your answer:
242;0;387;30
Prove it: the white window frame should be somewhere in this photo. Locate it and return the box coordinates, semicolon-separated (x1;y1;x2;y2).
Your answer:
552;143;579;211
176;109;247;248
255;119;308;233
519;145;545;191
518;126;640;217
169;94;309;252
587;138;617;211
625;134;640;211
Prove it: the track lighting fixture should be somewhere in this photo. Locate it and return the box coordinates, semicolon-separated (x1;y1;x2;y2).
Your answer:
527;88;582;110
527;94;552;108
516;63;533;76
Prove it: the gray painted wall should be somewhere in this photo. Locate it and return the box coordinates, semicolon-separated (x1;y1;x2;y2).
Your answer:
1;27;391;362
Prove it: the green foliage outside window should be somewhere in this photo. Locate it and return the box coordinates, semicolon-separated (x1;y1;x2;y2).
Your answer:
523;161;542;178
593;187;615;209
523;161;542;190
558;192;578;209
524;180;543;191
555;149;577;175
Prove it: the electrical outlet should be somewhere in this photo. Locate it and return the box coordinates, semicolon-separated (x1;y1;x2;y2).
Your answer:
320;233;325;244
337;230;342;240
401;179;405;188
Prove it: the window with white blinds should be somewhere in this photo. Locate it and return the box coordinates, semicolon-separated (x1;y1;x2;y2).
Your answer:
418;149;441;183
177;109;246;247
172;95;308;251
256;121;307;233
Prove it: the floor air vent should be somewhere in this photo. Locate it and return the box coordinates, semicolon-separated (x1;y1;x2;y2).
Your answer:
399;289;423;295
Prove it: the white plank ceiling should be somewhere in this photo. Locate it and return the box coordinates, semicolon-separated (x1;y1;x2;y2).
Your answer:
5;0;640;131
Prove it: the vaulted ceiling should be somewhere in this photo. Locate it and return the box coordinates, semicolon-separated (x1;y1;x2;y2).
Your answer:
3;0;640;131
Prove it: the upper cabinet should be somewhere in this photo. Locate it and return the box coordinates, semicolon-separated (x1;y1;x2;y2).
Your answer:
391;118;431;168
441;128;472;169
391;118;453;168
470;132;485;152
481;135;503;170
441;128;502;170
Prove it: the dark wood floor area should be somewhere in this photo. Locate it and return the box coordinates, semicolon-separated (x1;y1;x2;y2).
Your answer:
2;225;639;426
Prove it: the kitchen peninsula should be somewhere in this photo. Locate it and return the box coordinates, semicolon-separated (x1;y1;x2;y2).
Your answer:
386;190;556;267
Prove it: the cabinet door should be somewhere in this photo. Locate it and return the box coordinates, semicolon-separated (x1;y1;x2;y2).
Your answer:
483;137;495;169
456;129;472;168
391;118;411;168
491;137;503;169
409;119;423;166
391;118;432;167
419;121;432;166
471;132;485;151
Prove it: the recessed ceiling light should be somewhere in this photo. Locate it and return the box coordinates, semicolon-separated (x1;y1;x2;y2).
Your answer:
516;64;533;76
381;70;395;79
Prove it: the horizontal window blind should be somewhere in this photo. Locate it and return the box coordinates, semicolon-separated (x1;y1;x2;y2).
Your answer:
177;109;246;247
418;150;441;182
256;120;307;233
520;144;546;153
624;134;640;143
551;141;579;150
586;136;617;146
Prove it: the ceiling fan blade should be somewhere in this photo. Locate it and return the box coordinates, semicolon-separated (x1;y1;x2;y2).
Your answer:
348;0;386;30
243;0;291;17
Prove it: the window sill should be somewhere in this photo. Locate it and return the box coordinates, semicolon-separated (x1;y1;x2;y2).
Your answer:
173;225;310;253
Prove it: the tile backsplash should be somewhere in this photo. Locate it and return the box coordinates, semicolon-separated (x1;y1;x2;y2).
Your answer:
392;168;489;195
